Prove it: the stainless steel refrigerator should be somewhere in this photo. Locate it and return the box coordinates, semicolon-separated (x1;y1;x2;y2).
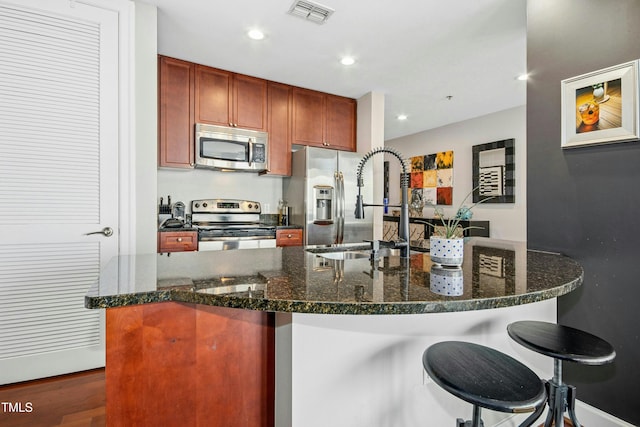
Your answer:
284;146;373;246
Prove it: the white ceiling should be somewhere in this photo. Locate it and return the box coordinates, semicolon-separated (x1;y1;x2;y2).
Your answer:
145;0;527;141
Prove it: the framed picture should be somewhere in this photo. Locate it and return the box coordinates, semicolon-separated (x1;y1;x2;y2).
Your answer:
561;60;639;148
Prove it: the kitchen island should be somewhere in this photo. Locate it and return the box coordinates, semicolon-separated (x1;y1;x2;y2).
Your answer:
86;238;582;426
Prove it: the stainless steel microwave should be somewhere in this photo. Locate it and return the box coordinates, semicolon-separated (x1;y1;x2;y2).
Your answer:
194;123;268;172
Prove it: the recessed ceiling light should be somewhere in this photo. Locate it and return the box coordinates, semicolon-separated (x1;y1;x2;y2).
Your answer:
517;73;528;81
397;114;408;121
247;29;265;40
340;56;355;66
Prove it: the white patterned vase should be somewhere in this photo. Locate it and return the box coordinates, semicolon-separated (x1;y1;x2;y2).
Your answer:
430;266;463;296
429;236;464;266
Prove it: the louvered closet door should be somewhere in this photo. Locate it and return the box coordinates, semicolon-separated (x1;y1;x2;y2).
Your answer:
0;0;119;384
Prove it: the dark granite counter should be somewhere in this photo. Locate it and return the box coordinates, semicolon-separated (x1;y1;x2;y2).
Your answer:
276;224;303;230
157;226;198;232
85;238;583;314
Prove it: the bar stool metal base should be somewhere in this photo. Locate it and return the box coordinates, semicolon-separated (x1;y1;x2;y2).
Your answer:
542;360;580;427
507;321;617;427
455;402;547;427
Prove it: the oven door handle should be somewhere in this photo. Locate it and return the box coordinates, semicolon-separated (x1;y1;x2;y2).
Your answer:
198;236;275;241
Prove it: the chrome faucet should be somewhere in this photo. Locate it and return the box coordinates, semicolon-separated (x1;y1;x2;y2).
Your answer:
355;147;410;258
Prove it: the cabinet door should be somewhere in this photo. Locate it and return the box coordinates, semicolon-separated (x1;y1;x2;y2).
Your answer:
292;87;325;147
326;95;356;151
195;65;232;126
233;74;267;130
159;56;194;168
266;82;291;176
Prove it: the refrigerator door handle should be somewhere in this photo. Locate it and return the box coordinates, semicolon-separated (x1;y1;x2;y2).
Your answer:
337;171;345;244
333;171;340;244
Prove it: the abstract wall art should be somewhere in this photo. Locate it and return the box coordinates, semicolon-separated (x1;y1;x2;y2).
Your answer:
406;151;454;206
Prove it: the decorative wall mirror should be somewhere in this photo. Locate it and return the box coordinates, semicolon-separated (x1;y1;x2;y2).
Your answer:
472;138;515;203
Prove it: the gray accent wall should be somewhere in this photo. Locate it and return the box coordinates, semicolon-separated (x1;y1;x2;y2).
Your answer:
527;0;640;424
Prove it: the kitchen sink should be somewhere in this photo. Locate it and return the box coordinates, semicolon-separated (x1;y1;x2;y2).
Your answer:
306;245;419;260
197;283;266;295
317;251;370;260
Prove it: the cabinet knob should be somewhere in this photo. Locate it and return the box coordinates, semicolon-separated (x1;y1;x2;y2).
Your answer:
287;234;292;238
177;237;183;242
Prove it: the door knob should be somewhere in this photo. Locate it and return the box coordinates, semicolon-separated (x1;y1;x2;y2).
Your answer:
85;227;114;237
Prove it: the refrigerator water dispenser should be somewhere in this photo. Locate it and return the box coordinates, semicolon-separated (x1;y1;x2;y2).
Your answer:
313;185;333;224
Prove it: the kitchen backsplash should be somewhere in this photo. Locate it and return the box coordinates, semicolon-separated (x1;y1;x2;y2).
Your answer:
157;168;284;214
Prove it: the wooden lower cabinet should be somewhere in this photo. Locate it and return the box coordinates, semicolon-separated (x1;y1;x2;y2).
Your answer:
157;231;198;252
276;228;303;247
106;302;275;426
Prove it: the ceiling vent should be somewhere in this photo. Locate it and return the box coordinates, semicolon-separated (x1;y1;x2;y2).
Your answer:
288;0;335;24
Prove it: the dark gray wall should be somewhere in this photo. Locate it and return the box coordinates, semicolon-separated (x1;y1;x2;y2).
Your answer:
527;0;640;424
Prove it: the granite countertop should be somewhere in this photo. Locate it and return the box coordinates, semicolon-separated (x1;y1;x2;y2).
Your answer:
158;226;198;232
276;224;303;230
85;238;583;315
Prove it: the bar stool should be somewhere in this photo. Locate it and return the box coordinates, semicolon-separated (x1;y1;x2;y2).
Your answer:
507;321;616;427
422;341;547;427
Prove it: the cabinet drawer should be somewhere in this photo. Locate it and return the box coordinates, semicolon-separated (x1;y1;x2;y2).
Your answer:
276;229;303;247
158;231;198;252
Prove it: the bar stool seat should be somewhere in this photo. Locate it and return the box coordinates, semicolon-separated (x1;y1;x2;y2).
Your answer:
423;341;547;427
507;321;616;427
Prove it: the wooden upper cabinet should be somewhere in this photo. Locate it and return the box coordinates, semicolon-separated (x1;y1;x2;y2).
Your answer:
194;66;231;127
158;56;194;168
158;55;355;171
233;74;268;131
266;82;292;176
292;87;325;147
292;87;356;151
326;95;356;151
195;65;267;131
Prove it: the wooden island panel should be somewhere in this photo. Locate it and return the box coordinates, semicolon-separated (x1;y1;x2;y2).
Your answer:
106;302;275;426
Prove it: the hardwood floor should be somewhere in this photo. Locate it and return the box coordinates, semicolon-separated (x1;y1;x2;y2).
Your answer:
0;368;578;427
0;369;105;427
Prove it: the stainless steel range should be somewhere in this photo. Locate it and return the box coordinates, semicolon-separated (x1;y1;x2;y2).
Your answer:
191;199;276;251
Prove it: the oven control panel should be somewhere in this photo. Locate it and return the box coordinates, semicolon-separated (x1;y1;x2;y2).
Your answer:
191;199;261;214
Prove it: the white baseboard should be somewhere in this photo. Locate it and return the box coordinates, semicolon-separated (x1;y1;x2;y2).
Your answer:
494;400;634;427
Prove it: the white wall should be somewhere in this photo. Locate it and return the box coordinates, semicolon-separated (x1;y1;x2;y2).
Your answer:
385;105;527;241
134;1;158;254
157;169;283;215
356;92;385;239
280;299;556;427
